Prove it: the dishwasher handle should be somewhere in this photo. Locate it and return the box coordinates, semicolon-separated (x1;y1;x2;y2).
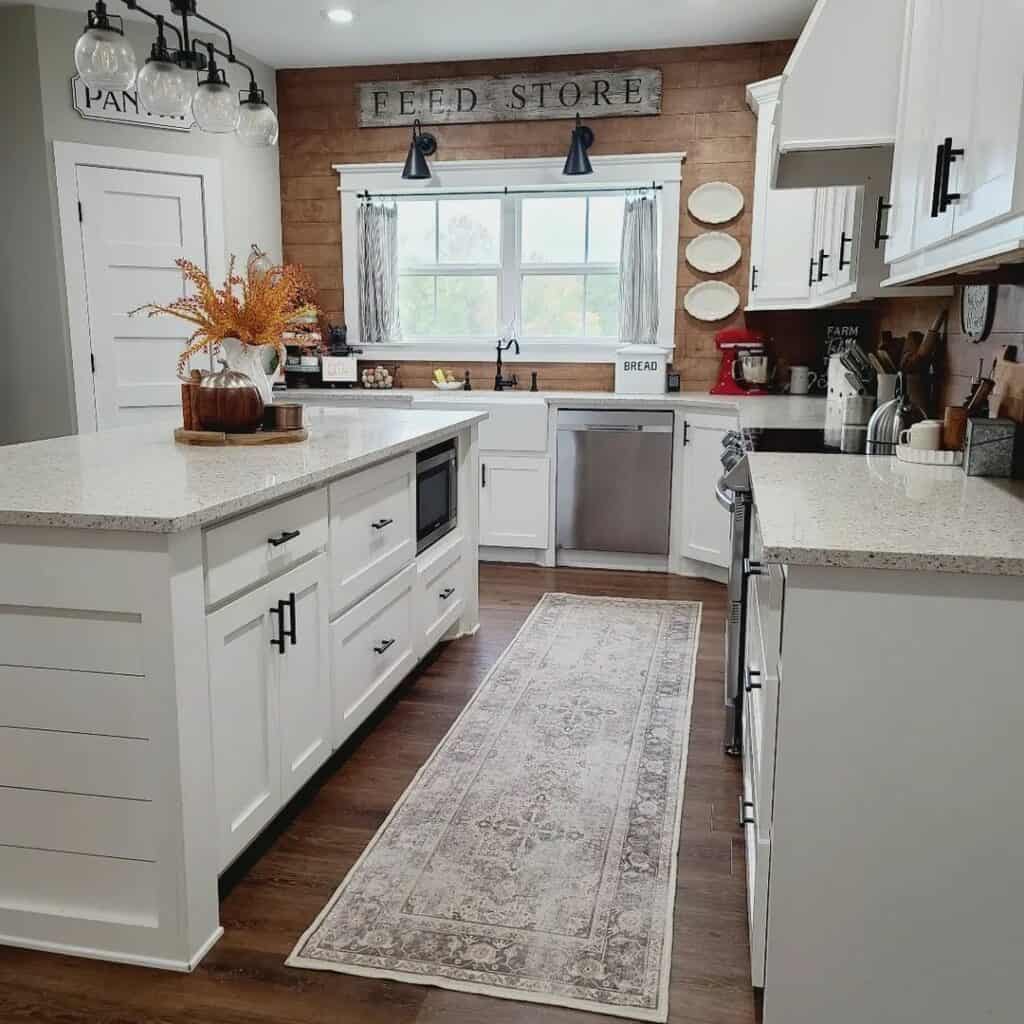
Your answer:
557;423;673;434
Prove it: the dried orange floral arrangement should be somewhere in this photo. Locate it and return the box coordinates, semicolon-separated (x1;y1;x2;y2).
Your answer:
131;249;319;379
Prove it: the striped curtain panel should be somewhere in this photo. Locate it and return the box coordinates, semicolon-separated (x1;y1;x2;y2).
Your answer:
618;194;660;344
357;200;400;343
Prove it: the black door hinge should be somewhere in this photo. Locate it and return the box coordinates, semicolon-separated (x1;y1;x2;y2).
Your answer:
90;353;96;373
683;421;691;445
77;201;83;223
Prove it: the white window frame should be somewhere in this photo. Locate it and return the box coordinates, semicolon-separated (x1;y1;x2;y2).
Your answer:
335;153;684;363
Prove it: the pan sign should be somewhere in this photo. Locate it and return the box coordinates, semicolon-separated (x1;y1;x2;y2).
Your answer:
358;68;662;128
70;75;194;132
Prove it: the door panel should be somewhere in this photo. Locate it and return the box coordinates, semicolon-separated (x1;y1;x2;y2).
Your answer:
480;455;550;549
76;165;209;430
680;419;732;568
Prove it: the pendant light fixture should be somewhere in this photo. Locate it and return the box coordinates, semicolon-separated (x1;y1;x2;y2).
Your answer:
73;1;278;147
74;0;137;90
563;113;595;176
402;120;437;180
192;44;239;133
136;15;191;117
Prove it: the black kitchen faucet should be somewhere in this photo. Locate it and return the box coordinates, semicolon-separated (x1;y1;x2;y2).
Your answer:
494;337;520;391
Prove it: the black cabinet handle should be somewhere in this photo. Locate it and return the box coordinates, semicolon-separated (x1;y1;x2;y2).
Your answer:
481;463;487;488
838;232;851;270
268;529;301;547
371;518;393;531
751;265;758;291
746;667;763;692
930;143;945;218
817;249;830;281
440;586;455;600
283;591;297;647
373;638;396;655
808;257;816;288
270;601;285;654
874;195;892;247
938;136;964;213
739;797;756;827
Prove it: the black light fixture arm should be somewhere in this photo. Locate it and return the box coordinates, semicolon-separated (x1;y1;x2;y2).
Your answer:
85;0;124;33
120;1;183;48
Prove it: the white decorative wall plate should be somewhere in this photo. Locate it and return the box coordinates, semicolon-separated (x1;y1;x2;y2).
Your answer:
687;181;744;224
683;281;741;321
685;232;742;273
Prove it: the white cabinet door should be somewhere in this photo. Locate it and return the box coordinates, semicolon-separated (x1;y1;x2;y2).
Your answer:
331;565;417;747
951;0;1024;237
748;100;816;308
832;187;860;294
207;581;281;870
277;556;332;803
75;165;210;430
479;455;550;548
679;416;732;569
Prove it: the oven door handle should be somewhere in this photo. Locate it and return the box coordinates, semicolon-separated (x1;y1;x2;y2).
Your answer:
715;479;735;512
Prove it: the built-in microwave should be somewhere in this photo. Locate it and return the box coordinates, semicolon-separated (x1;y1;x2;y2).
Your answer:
416;440;458;554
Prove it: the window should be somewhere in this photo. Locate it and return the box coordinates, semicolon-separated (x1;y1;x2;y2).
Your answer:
393;191;628;344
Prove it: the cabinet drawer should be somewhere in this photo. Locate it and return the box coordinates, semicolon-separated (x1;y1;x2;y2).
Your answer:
329;455;416;616
205;488;327;606
331;565;417;747
742;715;770;988
415;535;465;658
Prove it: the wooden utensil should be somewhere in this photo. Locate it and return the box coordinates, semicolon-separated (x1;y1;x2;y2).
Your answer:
942;406;969;450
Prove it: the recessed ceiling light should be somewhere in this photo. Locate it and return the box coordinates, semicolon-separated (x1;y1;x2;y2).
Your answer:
324;8;355;24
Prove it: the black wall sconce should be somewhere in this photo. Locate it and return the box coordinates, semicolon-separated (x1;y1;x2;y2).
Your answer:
402;119;438;180
563;113;595;176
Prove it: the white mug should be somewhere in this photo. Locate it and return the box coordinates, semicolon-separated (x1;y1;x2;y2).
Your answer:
899;419;943;451
790;365;818;395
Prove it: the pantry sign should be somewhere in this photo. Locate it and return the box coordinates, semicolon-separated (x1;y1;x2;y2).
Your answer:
358;67;662;128
70;75;194;131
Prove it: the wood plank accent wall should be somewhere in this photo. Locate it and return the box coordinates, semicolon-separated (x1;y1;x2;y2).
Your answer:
276;42;793;391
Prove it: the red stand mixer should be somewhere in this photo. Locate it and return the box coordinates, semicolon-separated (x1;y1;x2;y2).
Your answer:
710;327;771;396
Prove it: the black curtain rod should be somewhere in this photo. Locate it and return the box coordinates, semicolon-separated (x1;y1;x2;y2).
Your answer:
357;182;662;201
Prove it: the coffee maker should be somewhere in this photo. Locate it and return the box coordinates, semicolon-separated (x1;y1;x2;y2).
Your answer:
710;327;771;396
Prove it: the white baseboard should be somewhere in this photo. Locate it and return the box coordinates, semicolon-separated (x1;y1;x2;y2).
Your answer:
479;546;548;566
0;925;224;973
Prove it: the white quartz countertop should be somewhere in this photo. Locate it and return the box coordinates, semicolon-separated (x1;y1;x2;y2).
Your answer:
287;387;827;431
0;407;485;533
749;452;1024;575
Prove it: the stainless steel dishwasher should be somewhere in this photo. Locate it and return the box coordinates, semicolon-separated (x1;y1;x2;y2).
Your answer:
556;409;674;556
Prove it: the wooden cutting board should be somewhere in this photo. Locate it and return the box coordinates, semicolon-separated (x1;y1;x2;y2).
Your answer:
991;355;1024;423
174;428;309;446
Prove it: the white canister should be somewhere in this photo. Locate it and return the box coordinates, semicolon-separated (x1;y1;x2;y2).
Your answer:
615;344;669;394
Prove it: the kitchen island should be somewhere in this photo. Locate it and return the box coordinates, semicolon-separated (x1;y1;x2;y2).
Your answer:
0;406;484;971
743;452;1024;1024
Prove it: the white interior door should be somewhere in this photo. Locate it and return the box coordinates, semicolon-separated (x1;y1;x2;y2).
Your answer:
76;164;209;430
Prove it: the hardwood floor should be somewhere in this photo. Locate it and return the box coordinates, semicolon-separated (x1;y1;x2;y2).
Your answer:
0;565;758;1024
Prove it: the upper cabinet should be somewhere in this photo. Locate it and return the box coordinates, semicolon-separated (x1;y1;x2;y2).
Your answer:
887;0;1024;279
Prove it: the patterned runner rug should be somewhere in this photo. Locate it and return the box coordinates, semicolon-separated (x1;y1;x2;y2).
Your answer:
287;593;701;1021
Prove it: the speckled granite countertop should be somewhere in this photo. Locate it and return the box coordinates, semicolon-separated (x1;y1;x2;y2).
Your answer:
286;388;828;432
0;407;485;533
749;452;1024;575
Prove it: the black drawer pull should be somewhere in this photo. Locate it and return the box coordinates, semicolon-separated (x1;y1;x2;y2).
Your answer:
270;602;285;654
930;142;945;218
371;518;394;531
739;797;756;827
938;136;964;213
283;591;297;647
746;668;763;692
373;638;396;655
268;529;301;547
808;257;816;288
838;231;851;270
439;586;455;600
751;265;758;291
874;195;892;247
817;249;829;281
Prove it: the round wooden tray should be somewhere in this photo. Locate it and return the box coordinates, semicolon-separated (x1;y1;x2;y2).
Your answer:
174;427;308;446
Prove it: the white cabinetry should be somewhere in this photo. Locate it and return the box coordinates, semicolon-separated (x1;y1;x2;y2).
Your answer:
479;455;550;549
885;0;1024;282
678;414;732;569
415;534;465;658
207;554;331;870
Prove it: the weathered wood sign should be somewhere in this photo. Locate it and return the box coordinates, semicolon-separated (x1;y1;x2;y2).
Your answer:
358;68;662;128
70;75;194;131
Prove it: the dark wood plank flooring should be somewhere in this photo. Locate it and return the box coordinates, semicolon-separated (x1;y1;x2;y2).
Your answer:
0;565;758;1024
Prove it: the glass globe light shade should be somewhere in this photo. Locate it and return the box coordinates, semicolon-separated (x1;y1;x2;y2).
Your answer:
136;59;193;118
192;82;239;134
237;100;279;147
74;26;137;90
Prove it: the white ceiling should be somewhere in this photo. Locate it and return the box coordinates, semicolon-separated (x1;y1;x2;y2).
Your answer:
21;0;815;69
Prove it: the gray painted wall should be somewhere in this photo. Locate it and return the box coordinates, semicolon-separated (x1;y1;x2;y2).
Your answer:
0;4;283;444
